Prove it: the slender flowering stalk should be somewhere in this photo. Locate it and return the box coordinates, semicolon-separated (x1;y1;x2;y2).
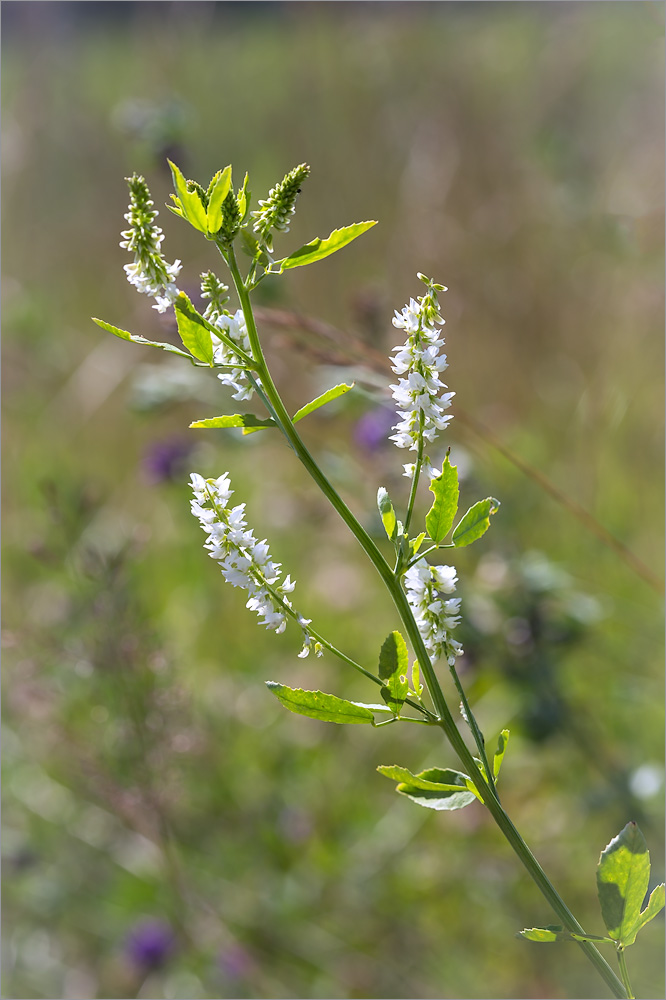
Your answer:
120;174;182;313
95;161;645;1000
403;558;463;666
389;276;455;476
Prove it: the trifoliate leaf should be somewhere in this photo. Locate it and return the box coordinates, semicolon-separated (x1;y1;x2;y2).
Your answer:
518;926;613;944
174;293;214;364
268;222;377;273
597;822;651;943
377;487;398;542
452;497;500;547
425;453;459;543
92;318;194;360
292;383;355;424
266;682;376;725
377;764;477;811
189;414;276;430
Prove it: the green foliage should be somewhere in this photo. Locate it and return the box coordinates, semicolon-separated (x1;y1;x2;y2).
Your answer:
377;631;409;715
493;729;510;779
377;487;398;542
597;822;664;947
189;414;276;430
168;159;208;233
268;222;377;273
174;293;214;364
292;382;355;423
265;682;380;725
425;453;459;543
377;765;477;811
205;165;233;233
91;317;195;360
452;497;501;547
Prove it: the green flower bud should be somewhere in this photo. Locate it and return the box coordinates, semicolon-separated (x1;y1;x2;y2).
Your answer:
252;163;310;250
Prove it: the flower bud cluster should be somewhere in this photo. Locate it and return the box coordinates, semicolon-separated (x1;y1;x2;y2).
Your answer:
252;163;310;250
404;558;463;666
120;174;182;313
190;473;296;633
388;277;454;461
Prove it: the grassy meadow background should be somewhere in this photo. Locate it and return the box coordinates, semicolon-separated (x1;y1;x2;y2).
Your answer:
2;3;664;998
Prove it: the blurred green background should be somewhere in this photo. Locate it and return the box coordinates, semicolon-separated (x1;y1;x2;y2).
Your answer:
2;3;664;998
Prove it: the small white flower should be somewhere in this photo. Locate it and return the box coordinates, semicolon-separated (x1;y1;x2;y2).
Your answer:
212;309;255;400
121;175;182;312
388;279;454;456
189;472;314;648
404;557;463;666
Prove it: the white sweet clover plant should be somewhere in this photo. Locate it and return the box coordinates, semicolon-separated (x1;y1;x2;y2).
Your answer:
94;161;662;1000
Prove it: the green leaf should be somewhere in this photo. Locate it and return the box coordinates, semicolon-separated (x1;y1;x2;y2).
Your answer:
189;414;276;430
206;165;232;233
493;728;510;779
168;160;208;233
269;221;377;273
425;453;459;543
377;631;409;716
519;925;614;944
174;293;214;365
410;533;426;557
597;822;651;943
622;884;666;946
411;659;423;698
518;925;564;943
266;682;376;725
239;229;269;265
452;497;501;548
377;764;477;811
377;487;398;542
237;172;251;223
92;318;194;360
293;383;355;423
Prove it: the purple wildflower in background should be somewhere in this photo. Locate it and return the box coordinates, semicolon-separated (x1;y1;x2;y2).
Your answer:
219;942;256;981
353;405;396;453
143;437;194;484
125;919;175;970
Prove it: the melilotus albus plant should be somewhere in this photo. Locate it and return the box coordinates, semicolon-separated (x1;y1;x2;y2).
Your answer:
94;162;663;1000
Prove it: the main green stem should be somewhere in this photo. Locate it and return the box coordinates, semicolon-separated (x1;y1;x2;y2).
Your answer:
225;247;627;1000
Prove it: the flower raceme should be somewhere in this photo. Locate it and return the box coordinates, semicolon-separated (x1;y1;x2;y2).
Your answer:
404;558;463;666
189;473;317;656
389;277;455;468
120;174;182;313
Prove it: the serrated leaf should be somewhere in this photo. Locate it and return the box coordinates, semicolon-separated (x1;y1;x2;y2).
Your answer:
452;497;501;548
189;414;276;430
206;165;232;233
168;160;208;233
493;728;510;779
269;221;377;273
174;293;214;364
377;631;409;716
518;925;613;944
518;925;564;943
622;883;665;946
92;318;194;360
266;682;376;725
378;764;477;811
597;822;651;942
377;487;398;541
425;454;459;543
293;383;355;423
